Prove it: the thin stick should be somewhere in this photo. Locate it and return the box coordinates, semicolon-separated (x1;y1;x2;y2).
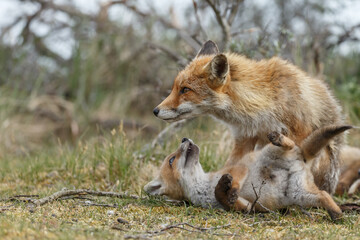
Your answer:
0;194;40;202
204;0;231;50
13;194;39;198
28;189;141;206
0;197;34;203
248;181;266;214
0;204;15;211
226;0;243;26
147;42;188;68
59;196;94;201
111;225;129;232
181;222;230;231
192;0;208;40
119;1;200;50
81;201;118;208
123;222;234;239
300;207;314;220
124;233;159;239
1;189;186;208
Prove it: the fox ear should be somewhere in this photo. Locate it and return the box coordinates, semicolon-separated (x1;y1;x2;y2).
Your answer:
302;125;352;160
208;54;229;85
144;178;164;195
196;40;219;58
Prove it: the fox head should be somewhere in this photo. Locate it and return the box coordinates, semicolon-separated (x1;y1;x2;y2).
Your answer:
153;40;231;122
144;138;201;200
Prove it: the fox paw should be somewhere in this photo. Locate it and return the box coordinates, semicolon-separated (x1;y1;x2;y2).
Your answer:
218;174;233;192
328;210;342;222
215;174;234;210
267;132;282;146
227;188;239;205
215;174;240;209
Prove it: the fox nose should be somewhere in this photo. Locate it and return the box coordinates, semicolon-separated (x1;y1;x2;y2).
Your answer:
182;138;189;143
153;107;159;116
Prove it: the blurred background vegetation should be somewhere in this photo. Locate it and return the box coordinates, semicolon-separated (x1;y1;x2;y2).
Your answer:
0;0;360;183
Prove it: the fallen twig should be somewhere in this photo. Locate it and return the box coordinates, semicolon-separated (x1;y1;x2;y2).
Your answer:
124;233;160;239
300;207;314;220
340;203;360;212
111;225;129;232
0;197;35;203
58;196;94;201
248;181;266;214
29;189;142;206
0;194;39;202
80;201;118;208
0;204;15;212
246;182;280;215
0;189;142;207
161;222;231;232
2;189;185;209
123;222;234;239
13;194;39;198
255;202;279;215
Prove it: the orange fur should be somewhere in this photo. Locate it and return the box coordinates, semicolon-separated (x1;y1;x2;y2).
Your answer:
336;146;360;195
154;41;345;194
154;151;185;200
145;127;347;221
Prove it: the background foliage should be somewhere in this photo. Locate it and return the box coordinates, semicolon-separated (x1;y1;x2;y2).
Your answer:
1;0;360;154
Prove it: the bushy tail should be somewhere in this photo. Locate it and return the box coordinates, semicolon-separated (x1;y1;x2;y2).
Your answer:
302;125;353;194
301;125;352;162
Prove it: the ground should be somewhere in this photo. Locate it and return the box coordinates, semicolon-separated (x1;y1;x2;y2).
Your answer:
1;121;360;239
1;196;360;239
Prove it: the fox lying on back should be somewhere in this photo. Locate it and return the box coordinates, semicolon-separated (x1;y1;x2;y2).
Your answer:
144;125;351;221
154;41;344;194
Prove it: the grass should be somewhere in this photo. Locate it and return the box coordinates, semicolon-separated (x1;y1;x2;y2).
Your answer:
2;201;360;239
0;40;360;239
1;120;360;240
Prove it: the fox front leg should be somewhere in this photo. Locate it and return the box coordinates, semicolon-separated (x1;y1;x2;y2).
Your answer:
215;173;249;212
225;137;258;166
215;174;237;210
267;132;295;150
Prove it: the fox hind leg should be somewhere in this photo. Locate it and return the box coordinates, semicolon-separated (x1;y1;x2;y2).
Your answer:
318;191;342;221
300;183;342;221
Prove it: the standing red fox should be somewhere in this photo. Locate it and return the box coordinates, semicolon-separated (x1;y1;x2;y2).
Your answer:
153;40;344;194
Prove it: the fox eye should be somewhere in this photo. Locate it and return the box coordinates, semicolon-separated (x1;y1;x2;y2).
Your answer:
180;87;191;94
169;156;175;167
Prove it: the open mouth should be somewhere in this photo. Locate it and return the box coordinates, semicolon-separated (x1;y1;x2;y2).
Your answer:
181;139;198;167
185;143;193;164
